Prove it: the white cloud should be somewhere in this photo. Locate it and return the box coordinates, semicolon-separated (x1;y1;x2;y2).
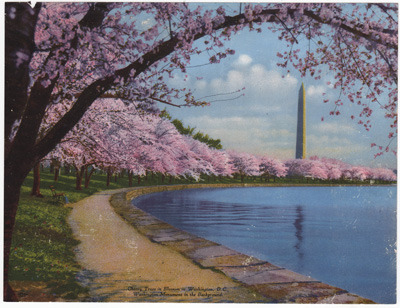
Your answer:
309;144;365;159
188;115;267;130
310;122;357;135
209;59;298;105
195;79;207;90
308;134;353;147
184;115;295;157
306;128;366;161
141;18;152;26
167;57;302;157
168;55;388;165
163;37;396;169
233;54;253;68
169;73;190;87
307;85;326;97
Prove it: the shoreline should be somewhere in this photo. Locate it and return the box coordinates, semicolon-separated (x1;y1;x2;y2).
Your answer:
67;189;269;303
110;184;376;303
124;182;394;201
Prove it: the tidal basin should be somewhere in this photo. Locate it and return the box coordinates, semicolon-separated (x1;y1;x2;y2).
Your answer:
134;186;396;304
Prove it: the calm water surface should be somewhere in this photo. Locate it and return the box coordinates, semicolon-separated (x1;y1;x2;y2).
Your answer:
134;186;397;303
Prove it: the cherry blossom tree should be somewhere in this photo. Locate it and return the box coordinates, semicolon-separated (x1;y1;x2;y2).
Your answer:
285;158;329;180
309;156;396;182
47;99;207;187
4;2;397;300
208;148;234;179
309;156;345;181
184;136;217;180
46;99;147;189
285;159;308;179
228;151;260;182
370;167;397;182
136;117;196;183
344;166;373;181
47;98;228;188
259;155;288;182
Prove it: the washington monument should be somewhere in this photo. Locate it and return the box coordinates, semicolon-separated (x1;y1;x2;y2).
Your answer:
295;83;306;159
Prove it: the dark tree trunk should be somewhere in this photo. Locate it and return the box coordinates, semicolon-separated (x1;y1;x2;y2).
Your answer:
128;171;133;187
84;166;95;189
75;166;85;190
240;174;245;183
4;3;42;299
161;174;165;183
4;156;34;301
145;170;148;181
137;175;141;185
4;177;23;302
54;166;59;182
30;161;43;197
5;3;41;155
3;3;117;301
84;166;88;181
169;175;173;184
106;168;112;187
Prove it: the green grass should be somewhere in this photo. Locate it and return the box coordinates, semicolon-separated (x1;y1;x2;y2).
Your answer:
9;169;135;299
9;168;395;299
8;169;210;299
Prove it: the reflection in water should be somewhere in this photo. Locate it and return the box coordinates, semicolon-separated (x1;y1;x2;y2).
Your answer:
134;186;397;304
293;205;304;269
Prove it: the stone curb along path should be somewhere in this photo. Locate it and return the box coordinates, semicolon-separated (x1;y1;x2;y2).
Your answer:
69;188;269;302
110;184;375;304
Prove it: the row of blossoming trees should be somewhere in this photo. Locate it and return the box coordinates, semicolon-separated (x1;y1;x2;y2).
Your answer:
41;98;396;190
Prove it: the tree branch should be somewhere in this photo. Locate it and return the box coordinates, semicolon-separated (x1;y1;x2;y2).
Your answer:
10;3;114;162
74;92;183;107
32;4;398;162
303;8;397;51
273;13;299;44
372;3;398;24
78;2;112;29
376;48;398;84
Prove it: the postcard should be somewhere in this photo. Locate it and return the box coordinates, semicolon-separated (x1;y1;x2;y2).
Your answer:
3;1;397;304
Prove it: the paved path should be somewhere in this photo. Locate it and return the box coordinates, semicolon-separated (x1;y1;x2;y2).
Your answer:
68;189;266;302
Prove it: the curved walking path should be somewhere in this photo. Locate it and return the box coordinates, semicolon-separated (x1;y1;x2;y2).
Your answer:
68;189;266;302
68;186;375;303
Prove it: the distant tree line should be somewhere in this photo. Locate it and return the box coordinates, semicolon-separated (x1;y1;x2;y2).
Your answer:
160;109;222;150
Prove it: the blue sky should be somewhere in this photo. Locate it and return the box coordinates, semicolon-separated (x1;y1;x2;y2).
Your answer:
160;3;397;170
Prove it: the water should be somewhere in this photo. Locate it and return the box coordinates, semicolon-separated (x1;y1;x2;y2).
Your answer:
133;186;397;304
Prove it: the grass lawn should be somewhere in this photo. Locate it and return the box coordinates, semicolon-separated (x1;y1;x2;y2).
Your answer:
9;169;132;300
9;169;219;299
8;168;393;300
